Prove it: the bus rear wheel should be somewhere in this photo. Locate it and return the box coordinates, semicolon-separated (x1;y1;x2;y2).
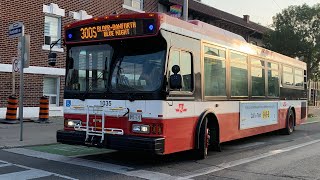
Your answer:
281;109;295;135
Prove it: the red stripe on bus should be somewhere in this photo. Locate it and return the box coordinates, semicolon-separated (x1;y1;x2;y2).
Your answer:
64;107;306;155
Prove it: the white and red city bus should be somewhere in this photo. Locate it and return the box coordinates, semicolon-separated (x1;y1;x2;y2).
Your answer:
56;13;308;159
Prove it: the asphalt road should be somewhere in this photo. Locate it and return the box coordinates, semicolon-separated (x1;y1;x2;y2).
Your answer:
1;122;320;180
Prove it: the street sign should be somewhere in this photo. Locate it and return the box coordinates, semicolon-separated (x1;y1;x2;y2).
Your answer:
9;22;24;38
12;58;20;73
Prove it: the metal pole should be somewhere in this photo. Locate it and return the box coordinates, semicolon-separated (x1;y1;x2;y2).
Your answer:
183;0;188;21
12;68;15;95
19;36;25;141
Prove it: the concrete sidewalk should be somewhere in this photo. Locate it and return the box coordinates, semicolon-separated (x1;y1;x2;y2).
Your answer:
308;106;320;117
0;117;63;149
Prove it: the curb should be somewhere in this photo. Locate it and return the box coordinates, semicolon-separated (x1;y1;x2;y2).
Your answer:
302;121;320;125
0;118;35;124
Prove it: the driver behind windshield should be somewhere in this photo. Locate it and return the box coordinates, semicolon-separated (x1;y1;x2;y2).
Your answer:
139;61;162;90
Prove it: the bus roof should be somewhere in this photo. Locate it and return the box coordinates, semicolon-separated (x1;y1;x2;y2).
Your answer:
159;14;306;69
65;12;306;69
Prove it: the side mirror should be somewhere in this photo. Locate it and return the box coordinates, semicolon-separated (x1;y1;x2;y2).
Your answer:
48;52;57;66
169;65;182;90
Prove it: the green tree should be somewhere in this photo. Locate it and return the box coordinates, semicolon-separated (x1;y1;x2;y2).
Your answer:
263;4;320;80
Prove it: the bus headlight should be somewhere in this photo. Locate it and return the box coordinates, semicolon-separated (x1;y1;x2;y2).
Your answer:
132;124;150;134
67;120;81;127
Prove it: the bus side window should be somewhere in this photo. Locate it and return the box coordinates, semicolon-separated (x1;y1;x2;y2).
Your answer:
230;52;248;97
203;45;226;97
251;58;266;97
282;66;294;86
168;50;193;92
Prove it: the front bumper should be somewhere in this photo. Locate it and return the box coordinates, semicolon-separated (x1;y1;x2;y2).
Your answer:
56;130;165;155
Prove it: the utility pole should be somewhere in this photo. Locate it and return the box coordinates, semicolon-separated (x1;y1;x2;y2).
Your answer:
183;0;188;21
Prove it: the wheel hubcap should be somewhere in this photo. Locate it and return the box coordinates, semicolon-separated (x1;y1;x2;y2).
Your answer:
289;115;294;132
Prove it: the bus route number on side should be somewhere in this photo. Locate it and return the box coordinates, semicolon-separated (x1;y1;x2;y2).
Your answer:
100;100;112;107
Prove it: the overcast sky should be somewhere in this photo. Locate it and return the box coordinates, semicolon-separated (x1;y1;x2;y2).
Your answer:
201;0;319;27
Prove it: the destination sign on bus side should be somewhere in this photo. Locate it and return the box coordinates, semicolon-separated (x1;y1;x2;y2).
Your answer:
66;19;156;43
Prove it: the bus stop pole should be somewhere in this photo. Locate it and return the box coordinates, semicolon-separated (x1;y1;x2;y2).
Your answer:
19;36;25;141
183;0;188;21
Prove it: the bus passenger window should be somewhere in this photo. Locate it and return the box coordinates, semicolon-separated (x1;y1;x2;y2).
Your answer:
203;45;226;97
168;50;193;92
267;62;279;97
251;58;266;97
294;69;304;87
230;52;248;97
283;66;294;86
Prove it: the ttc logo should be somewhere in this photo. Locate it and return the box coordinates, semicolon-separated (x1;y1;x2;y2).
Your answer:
176;104;187;113
283;102;287;107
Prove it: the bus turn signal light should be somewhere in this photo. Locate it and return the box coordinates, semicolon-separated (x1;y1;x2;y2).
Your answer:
151;124;163;135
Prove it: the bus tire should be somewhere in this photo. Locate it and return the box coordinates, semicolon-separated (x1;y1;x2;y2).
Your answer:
195;117;209;159
281;108;295;135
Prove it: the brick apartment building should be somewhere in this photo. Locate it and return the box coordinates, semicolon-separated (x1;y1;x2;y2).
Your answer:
0;0;269;118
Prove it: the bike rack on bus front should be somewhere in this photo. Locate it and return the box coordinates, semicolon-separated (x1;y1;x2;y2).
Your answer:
74;105;128;143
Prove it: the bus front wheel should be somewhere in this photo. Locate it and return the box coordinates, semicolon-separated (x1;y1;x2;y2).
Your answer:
195;117;209;159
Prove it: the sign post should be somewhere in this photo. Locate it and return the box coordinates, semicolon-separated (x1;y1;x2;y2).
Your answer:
9;22;26;141
19;36;25;141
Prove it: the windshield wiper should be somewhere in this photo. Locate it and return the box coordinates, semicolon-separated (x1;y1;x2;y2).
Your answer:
79;71;105;101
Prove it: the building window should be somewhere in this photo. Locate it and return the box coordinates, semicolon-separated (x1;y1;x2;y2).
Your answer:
42;3;65;52
43;77;60;106
44;16;61;47
123;0;144;12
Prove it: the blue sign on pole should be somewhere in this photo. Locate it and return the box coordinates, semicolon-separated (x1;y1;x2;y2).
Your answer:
9;27;22;37
8;22;24;38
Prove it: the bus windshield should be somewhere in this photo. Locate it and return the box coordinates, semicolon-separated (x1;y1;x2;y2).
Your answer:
65;37;167;94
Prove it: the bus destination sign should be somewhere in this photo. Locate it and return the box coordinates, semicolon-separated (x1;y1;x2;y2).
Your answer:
66;19;156;43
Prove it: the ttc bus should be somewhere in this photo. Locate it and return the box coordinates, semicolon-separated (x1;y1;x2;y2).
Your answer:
56;13;307;159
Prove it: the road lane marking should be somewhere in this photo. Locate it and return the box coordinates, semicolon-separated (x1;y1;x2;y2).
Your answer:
180;139;320;179
0;160;8;164
0;169;52;180
0;160;77;180
4;148;185;180
0;163;12;168
223;142;265;150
